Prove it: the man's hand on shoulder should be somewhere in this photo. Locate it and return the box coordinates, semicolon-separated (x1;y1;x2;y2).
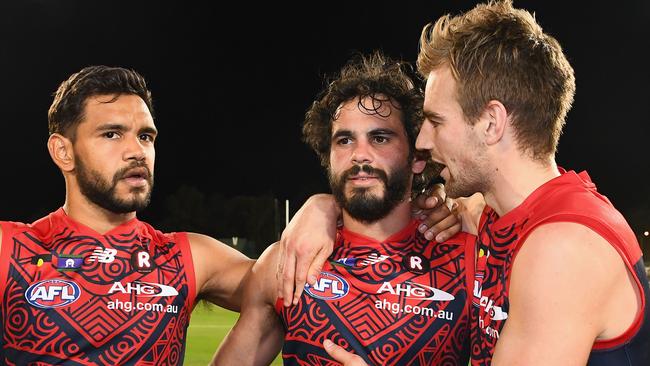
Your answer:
278;194;340;307
411;184;484;240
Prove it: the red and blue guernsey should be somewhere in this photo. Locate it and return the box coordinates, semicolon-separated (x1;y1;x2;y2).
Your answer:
0;208;196;366
277;219;475;365
471;170;650;365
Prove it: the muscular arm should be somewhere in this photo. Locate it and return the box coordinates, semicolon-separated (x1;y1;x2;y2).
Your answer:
212;243;284;365
189;233;255;311
492;222;640;365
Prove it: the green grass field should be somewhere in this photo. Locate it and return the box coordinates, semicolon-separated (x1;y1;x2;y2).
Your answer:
184;303;283;365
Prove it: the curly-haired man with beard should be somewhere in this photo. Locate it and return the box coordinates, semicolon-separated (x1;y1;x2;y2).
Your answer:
212;52;475;366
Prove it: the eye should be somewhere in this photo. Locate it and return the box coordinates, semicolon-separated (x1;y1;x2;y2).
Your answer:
103;131;120;139
139;134;155;143
372;135;389;144
336;137;352;145
428;119;440;128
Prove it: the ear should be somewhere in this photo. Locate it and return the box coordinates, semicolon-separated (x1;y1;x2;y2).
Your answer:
481;100;508;146
47;133;75;172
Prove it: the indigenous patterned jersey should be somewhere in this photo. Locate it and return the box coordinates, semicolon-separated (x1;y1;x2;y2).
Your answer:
0;208;196;366
471;170;650;366
277;219;474;366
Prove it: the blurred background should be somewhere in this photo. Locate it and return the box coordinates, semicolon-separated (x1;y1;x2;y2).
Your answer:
1;0;648;260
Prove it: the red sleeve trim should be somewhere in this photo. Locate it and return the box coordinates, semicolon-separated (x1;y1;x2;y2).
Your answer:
0;222;13;307
464;233;477;317
274;297;284;315
175;232;197;311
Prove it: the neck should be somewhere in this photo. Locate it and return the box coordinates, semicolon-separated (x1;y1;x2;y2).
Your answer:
64;186;136;234
483;155;560;216
341;199;412;242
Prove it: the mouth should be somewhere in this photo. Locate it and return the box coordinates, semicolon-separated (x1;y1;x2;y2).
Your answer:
348;173;378;181
121;167;150;187
347;173;381;187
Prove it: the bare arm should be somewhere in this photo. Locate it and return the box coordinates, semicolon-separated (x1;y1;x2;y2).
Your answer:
189;233;255;311
212;243;284;365
492;222;639;365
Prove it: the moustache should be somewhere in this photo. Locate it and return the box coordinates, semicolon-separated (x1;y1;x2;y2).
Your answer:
340;164;388;182
114;162;152;181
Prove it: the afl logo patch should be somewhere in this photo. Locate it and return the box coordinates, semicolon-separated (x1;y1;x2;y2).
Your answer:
25;279;81;308
305;271;349;300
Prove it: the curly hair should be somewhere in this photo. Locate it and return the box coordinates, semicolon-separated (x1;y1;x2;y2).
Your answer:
48;65;154;140
303;52;440;193
418;0;575;161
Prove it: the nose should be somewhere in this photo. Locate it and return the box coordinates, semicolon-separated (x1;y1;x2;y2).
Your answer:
416;120;434;151
351;139;373;165
123;135;147;162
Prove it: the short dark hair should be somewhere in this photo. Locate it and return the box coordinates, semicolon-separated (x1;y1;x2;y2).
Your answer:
48;65;154;139
303;51;423;167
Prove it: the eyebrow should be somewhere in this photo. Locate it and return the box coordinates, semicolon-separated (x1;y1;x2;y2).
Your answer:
368;128;398;137
332;129;353;140
96;123;158;136
332;128;398;140
423;110;444;122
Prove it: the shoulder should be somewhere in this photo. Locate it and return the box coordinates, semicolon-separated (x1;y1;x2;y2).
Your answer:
186;232;253;268
186;232;254;302
514;222;623;290
252;242;282;281
518;222;622;270
242;242;282;307
510;222;626;327
186;232;222;248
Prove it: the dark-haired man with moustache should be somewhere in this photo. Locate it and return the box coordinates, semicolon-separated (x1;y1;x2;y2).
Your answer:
0;66;254;365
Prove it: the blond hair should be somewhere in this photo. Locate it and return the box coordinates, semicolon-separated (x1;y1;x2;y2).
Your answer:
418;0;575;160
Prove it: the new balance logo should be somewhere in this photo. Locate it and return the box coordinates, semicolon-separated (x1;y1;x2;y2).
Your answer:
360;253;389;266
89;247;118;263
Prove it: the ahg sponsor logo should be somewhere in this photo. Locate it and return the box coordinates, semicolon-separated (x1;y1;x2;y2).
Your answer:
305;272;349;300
377;281;454;301
108;281;178;297
25;279;81;308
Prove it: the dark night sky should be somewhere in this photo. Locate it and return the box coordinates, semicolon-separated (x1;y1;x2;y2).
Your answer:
1;1;648;229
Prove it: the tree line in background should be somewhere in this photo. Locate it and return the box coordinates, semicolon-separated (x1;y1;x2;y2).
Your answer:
156;185;650;261
158;185;284;259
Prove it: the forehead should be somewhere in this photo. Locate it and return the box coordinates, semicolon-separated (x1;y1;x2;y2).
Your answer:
423;66;463;117
332;96;405;133
81;94;155;128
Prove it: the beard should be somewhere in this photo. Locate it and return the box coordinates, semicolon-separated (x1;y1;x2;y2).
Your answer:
329;163;411;224
443;142;490;199
444;166;488;199
76;158;153;214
